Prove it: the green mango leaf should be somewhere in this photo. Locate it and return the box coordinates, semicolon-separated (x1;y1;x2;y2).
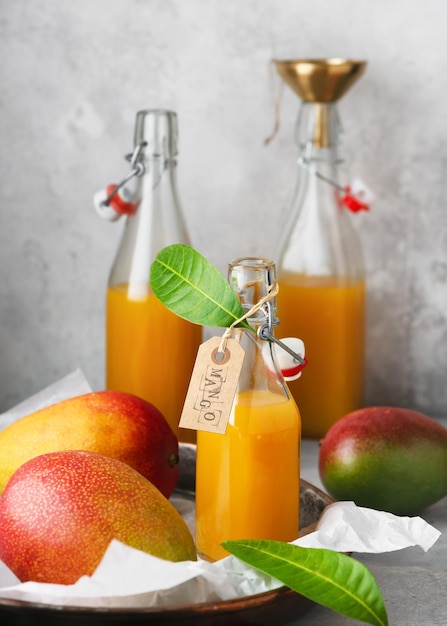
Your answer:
150;244;252;330
222;539;388;626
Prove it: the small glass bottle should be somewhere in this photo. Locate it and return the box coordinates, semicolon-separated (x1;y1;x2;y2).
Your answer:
195;258;301;561
104;109;202;443
274;59;367;439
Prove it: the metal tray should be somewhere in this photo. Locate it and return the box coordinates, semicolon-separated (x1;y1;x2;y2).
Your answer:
0;444;333;625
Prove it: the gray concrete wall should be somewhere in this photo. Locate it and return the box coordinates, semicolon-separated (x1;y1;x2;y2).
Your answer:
1;0;446;417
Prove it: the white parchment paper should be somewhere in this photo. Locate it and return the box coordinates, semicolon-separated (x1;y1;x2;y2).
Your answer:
0;504;440;609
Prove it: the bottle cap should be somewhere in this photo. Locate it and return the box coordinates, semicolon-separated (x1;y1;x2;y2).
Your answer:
273;337;307;381
93;189;121;221
104;184;138;215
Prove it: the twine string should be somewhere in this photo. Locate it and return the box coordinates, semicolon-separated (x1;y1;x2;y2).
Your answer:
264;60;284;146
217;282;279;356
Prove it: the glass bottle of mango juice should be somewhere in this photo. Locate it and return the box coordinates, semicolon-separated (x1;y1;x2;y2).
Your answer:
196;258;301;561
274;59;368;439
105;110;202;443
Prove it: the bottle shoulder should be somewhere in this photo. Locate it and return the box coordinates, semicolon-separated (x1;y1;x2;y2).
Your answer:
276;165;364;279
108;163;190;286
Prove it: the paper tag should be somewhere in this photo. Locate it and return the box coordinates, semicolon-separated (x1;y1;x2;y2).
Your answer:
179;336;245;434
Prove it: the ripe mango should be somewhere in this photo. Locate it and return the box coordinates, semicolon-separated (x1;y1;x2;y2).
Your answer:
0;450;197;584
0;391;179;498
319;406;447;515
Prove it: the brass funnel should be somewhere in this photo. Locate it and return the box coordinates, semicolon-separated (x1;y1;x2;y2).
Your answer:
274;58;367;103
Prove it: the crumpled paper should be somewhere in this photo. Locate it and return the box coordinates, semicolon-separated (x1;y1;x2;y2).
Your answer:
0;503;440;608
0;371;442;609
296;500;441;553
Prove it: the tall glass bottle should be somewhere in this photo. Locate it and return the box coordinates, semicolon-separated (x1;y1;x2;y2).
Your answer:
196;258;301;561
274;59;367;439
105;109;202;443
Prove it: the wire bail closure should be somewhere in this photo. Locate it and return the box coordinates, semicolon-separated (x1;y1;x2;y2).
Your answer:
258;300;307;368
101;141;147;209
298;156;372;213
216;283;307;378
93;142;147;221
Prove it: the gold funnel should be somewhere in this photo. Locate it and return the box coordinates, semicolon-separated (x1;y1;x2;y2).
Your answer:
274;59;366;147
274;58;366;103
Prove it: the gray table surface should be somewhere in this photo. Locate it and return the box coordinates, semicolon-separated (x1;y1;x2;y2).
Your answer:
297;417;447;626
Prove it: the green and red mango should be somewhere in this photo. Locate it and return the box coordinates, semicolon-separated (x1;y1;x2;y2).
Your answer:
319;406;447;515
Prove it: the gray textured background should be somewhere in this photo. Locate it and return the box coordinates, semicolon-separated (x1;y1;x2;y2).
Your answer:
0;0;446;418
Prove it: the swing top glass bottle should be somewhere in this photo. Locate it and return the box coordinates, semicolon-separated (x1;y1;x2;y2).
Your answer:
274;59;367;439
196;257;301;562
106;109;202;443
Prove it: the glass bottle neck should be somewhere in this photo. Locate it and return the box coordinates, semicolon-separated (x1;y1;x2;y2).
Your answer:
229;257;277;326
108;113;189;295
131;107;181;218
134;109;178;159
228;258;291;398
296;102;342;154
137;154;177;207
275;102;364;280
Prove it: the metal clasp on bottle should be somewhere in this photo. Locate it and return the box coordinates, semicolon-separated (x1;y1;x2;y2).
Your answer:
258;300;308;381
298;156;372;213
93;142;147;221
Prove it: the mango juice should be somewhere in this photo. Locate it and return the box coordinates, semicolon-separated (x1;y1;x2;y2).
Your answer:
196;389;300;561
277;274;365;438
106;284;202;443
